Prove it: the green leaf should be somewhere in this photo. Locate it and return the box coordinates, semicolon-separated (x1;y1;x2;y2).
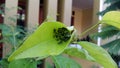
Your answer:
9;59;37;68
8;22;73;61
102;39;120;55
78;41;117;68
45;62;54;68
104;0;120;4
0;58;9;68
90;26;119;40
101;11;120;29
64;47;95;61
52;55;82;68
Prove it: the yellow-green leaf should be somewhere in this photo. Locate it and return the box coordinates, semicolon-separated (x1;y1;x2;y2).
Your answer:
78;41;117;68
8;22;73;61
101;11;120;29
64;47;95;61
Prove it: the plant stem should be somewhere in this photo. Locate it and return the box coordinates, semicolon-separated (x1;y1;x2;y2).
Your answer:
79;22;100;38
11;26;16;50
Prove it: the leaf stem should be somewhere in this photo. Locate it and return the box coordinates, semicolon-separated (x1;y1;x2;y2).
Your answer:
79;22;100;38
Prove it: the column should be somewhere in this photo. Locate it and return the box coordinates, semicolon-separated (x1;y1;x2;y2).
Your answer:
3;0;18;57
92;0;100;25
26;0;40;31
58;0;72;26
4;0;18;26
44;0;58;21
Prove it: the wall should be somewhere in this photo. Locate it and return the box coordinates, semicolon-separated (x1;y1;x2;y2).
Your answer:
72;7;82;34
81;8;93;33
73;7;93;37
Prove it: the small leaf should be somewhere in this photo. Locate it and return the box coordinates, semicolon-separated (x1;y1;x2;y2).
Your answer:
78;41;117;68
8;22;73;61
52;55;82;68
100;11;120;29
64;47;95;61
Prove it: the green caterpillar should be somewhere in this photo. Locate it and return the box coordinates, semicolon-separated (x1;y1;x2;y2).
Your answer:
53;27;71;44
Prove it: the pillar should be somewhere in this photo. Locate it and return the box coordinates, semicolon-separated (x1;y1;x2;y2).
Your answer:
26;0;40;31
58;0;72;26
3;0;18;57
44;0;58;21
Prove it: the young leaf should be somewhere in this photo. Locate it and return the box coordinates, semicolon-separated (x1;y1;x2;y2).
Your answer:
52;55;82;68
8;22;73;61
64;47;95;61
78;41;118;68
100;11;120;29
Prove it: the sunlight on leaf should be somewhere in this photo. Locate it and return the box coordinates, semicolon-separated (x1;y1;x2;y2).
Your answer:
78;41;118;68
100;11;120;29
64;47;95;61
8;22;73;61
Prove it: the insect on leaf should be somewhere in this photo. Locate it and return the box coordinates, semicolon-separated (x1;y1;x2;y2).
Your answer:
8;22;73;61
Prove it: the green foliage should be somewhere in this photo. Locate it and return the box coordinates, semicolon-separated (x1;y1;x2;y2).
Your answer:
104;0;120;4
95;11;120;56
0;58;9;68
99;0;120;16
97;0;120;59
78;41;118;68
52;55;82;68
64;47;95;61
0;8;119;67
0;24;26;47
100;11;120;29
7;20;117;68
0;4;5;15
102;39;120;55
9;59;37;68
45;62;54;68
0;23;28;67
90;25;119;40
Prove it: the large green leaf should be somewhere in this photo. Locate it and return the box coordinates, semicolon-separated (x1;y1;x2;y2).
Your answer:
64;47;95;61
52;55;81;68
100;11;120;29
8;22;73;61
9;59;37;68
78;41;117;68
